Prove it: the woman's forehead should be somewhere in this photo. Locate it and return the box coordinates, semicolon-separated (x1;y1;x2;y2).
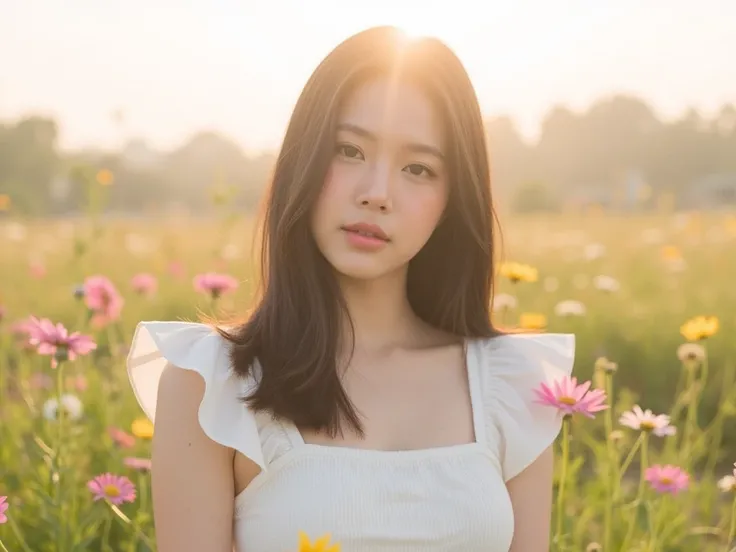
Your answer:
337;77;444;151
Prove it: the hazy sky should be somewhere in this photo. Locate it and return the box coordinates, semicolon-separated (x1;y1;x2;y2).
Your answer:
2;0;735;154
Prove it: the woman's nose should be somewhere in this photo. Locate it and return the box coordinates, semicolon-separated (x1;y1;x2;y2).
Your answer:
356;164;393;213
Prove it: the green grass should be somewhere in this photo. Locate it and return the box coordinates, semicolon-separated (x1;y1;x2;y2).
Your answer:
1;209;735;551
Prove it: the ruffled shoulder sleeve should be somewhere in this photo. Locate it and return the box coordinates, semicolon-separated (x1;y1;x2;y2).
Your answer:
475;332;575;482
126;321;265;471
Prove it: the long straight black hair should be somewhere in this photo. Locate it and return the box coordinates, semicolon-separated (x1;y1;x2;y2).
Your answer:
217;26;503;437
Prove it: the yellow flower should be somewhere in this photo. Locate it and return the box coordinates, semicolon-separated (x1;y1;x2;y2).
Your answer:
0;194;11;211
96;169;114;186
660;245;682;262
519;312;547;330
499;262;538;284
680;315;719;341
131;417;154;439
298;531;340;552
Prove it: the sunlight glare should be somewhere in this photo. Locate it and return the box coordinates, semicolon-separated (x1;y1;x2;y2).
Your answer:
381;10;453;42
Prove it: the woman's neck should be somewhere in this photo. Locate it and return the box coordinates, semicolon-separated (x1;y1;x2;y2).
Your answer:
336;268;423;355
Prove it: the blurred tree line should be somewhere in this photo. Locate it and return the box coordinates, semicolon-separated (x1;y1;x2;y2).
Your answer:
1;94;735;216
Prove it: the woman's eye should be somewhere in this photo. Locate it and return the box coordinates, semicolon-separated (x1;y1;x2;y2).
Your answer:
404;163;436;178
337;144;364;160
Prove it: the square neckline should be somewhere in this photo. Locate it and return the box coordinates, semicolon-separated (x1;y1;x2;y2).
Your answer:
275;336;487;458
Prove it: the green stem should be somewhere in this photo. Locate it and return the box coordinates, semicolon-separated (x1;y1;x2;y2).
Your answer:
622;432;650;549
108;503;156;549
700;345;709;406
618;433;644;487
55;360;66;552
665;363;689;460
8;515;34;552
638;433;650;502
554;417;570;546
648;496;665;551
101;508;113;551
138;472;148;515
603;374;615;552
0;538;9;552
669;361;689;421
681;365;697;454
725;494;736;552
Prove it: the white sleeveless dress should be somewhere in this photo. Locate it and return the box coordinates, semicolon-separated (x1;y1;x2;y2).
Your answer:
126;321;574;552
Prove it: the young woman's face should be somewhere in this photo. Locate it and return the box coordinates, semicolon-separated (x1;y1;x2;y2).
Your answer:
311;76;450;281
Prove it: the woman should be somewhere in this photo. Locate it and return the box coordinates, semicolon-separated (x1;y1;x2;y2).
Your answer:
127;25;574;551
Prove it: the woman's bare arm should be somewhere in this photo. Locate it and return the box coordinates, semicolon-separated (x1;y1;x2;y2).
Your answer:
506;445;555;552
151;364;236;552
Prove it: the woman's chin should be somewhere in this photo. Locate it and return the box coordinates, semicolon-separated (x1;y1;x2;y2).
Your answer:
328;257;404;283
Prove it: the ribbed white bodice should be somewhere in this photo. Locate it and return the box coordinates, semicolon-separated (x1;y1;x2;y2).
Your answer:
127;321;575;552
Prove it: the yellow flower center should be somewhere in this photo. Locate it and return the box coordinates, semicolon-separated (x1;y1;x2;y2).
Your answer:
104;484;120;498
639;421;655;431
659;476;673;485
558;396;577;406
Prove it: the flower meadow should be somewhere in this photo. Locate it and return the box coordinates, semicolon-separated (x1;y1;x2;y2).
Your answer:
1;209;735;551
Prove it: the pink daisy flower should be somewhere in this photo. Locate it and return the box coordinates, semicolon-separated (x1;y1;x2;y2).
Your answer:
534;375;608;418
83;275;124;327
619;405;676;437
645;464;690;494
11;317;41;350
0;495;8;524
193;272;239;299
108;426;136;449
27;317;97;368
131;273;158;296
87;473;136;505
123;457;152;472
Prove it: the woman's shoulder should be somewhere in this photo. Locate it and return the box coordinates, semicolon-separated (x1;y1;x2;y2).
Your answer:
126;320;265;470
470;331;576;482
471;331;575;383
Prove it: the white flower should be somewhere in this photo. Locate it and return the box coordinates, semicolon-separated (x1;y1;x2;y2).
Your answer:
43;394;83;421
492;293;517;312
554;300;586;317
619;405;675;437
717;475;736;493
593;275;620;293
677;343;706;364
595;357;618;374
584;243;606;261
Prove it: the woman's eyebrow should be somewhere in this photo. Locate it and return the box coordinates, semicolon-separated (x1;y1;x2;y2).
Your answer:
336;122;444;160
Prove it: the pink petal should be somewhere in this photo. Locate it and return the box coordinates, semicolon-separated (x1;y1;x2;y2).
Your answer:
572;380;592;401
